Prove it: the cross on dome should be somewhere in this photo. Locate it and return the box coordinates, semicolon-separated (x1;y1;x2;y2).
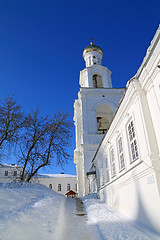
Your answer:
90;37;93;45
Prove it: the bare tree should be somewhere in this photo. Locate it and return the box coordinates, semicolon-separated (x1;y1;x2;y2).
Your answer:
0;96;24;152
18;109;73;181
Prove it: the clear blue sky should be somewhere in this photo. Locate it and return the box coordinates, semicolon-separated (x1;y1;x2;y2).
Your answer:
0;0;160;175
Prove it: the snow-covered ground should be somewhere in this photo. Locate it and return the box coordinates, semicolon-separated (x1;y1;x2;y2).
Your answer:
83;194;160;240
0;182;160;240
0;182;64;240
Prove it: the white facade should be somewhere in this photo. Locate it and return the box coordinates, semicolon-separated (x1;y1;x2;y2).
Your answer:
0;163;24;183
35;174;77;196
74;41;124;196
0;164;77;196
88;26;160;233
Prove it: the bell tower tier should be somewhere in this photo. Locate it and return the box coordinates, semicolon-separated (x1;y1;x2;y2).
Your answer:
74;39;125;197
83;37;103;67
79;65;112;88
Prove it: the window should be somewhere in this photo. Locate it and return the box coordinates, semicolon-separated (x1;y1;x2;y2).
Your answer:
110;147;116;177
118;137;125;171
67;184;70;191
101;160;105;186
4;171;8;176
58;184;61;191
13;171;17;176
75;183;77;192
128;120;139;162
49;184;52;189
105;155;110;183
96;167;100;189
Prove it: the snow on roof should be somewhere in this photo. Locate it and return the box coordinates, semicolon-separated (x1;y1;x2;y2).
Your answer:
0;163;22;168
36;173;76;178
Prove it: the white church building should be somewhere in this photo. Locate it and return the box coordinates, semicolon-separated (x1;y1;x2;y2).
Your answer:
74;26;160;234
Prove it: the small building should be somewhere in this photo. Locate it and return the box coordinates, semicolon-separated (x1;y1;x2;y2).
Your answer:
0;163;24;183
35;173;77;196
65;190;77;198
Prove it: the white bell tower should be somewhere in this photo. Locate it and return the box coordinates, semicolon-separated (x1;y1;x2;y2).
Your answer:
74;38;125;196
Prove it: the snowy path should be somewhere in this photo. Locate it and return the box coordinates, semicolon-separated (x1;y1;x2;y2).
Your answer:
1;183;160;240
55;198;102;240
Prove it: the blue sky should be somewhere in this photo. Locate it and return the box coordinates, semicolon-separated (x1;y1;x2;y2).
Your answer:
0;0;160;175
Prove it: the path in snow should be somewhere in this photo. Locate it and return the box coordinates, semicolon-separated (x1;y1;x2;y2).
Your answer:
55;198;102;240
1;183;160;240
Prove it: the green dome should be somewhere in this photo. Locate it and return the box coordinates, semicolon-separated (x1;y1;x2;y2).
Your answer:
83;44;103;58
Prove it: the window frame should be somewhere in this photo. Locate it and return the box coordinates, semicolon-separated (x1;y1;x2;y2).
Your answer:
13;171;17;177
110;147;116;178
105;154;110;183
58;184;61;191
4;171;8;176
96;165;100;190
100;159;105;187
67;184;70;191
127;119;139;163
117;136;125;171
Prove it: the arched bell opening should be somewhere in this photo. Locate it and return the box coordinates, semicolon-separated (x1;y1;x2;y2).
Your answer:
96;104;114;134
97;116;110;134
93;74;103;88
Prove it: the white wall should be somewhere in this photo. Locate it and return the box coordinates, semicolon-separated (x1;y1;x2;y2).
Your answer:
0;164;23;183
35;175;77;196
91;26;160;233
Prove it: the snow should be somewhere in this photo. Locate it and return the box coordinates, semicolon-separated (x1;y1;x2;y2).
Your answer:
0;182;64;240
83;194;160;240
37;173;76;178
0;163;21;168
0;182;160;240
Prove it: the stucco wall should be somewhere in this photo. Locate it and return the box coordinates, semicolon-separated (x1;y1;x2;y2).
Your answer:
35;175;77;196
92;26;160;233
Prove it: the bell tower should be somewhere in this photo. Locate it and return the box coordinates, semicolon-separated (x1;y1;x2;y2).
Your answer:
74;39;124;196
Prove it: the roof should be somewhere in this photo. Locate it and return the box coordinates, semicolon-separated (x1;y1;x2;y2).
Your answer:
65;190;77;195
0;163;22;168
83;44;103;58
36;173;76;178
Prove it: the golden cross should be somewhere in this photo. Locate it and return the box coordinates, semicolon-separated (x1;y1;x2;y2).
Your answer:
90;37;93;45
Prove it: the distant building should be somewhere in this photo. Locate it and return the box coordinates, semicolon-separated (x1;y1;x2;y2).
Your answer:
0;163;24;182
74;26;160;234
35;173;77;196
0;164;77;196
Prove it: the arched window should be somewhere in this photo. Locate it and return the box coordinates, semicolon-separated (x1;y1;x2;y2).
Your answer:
93;74;103;88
